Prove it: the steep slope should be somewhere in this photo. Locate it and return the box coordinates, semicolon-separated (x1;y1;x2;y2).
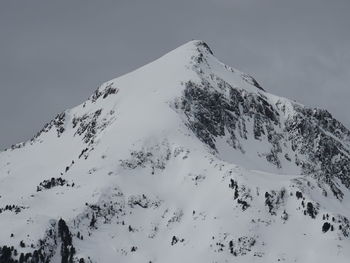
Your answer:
0;40;350;263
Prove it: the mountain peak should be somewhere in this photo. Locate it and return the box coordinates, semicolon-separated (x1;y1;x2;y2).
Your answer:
168;40;213;55
184;39;214;55
175;40;264;91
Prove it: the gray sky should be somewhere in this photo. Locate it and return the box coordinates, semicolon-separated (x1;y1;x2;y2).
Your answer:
1;0;350;150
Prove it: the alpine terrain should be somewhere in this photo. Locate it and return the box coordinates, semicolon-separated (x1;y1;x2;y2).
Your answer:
1;40;350;263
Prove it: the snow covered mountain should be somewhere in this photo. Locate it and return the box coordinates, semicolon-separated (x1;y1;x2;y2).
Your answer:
1;40;350;263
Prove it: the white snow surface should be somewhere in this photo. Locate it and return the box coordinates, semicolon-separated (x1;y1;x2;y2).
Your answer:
0;40;349;263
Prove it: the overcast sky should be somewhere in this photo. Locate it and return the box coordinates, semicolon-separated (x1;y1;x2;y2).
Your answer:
1;0;349;149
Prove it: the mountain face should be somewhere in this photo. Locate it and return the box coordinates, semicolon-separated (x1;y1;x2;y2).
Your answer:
0;40;350;263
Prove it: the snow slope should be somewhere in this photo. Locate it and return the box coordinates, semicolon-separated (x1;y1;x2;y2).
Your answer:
0;40;350;263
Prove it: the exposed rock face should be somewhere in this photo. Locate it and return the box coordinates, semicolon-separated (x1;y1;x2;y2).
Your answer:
176;46;350;199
